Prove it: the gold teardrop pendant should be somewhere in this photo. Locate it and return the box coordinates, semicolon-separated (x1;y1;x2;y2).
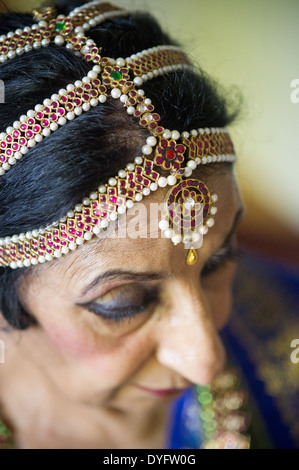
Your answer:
186;247;198;266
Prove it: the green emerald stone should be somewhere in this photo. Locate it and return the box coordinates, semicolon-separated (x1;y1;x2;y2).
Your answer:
110;70;123;81
198;391;213;405
55;22;66;32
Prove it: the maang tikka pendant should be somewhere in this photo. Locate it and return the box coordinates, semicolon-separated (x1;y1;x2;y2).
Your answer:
158;178;218;265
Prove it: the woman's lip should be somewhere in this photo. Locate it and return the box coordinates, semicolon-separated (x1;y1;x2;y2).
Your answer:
133;384;186;397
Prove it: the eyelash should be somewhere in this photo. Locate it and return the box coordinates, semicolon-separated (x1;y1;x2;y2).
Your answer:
85;289;158;324
84;247;242;324
201;246;242;277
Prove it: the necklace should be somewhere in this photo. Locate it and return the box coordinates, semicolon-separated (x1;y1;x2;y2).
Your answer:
197;367;251;449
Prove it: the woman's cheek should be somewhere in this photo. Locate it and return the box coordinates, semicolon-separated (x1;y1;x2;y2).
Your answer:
39;316;144;383
42;319;100;358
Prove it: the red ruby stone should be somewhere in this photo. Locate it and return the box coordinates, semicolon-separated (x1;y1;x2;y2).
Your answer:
155;156;163;166
163;148;177;162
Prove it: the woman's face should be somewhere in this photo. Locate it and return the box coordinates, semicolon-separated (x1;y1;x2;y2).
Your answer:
18;168;244;413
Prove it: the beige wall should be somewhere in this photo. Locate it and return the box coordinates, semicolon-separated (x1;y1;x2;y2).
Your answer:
3;0;299;234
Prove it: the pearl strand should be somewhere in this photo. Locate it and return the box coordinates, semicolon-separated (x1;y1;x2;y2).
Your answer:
0;65;104;177
133;63;192;87
0;5;130;63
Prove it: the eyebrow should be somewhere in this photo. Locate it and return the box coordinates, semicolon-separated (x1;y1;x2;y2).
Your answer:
81;270;170;297
80;205;245;297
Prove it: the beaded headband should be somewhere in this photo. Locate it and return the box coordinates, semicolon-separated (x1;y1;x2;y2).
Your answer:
0;1;237;269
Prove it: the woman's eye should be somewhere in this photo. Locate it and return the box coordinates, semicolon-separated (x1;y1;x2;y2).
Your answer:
201;245;242;277
83;285;159;325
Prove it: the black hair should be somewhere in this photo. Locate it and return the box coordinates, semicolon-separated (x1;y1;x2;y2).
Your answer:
0;0;240;330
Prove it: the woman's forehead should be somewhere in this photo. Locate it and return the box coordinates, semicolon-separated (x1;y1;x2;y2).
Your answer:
41;170;242;283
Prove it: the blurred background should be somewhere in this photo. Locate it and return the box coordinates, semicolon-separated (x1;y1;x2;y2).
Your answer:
1;0;299;267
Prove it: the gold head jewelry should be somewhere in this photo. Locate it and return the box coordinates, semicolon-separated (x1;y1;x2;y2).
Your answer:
0;1;237;269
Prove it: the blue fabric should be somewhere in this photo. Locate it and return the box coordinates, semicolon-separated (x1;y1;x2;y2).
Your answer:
166;387;202;449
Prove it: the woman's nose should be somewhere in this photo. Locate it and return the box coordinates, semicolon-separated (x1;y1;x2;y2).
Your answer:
155;282;226;385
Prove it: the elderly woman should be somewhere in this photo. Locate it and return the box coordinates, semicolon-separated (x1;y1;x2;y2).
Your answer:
0;0;255;449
